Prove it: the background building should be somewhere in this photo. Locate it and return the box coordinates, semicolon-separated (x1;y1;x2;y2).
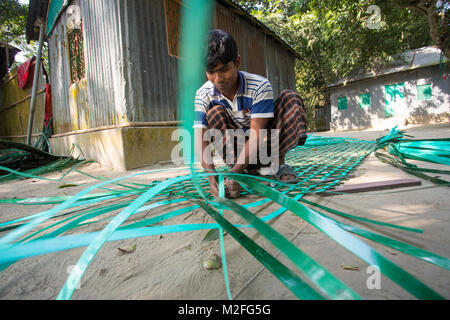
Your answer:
328;46;449;131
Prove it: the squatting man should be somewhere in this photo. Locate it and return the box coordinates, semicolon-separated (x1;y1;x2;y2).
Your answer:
193;29;308;199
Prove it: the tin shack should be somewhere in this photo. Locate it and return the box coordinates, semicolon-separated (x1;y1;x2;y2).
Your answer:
27;0;299;170
328;46;449;131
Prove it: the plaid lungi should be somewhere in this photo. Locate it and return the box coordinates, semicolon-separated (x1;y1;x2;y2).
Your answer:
205;89;307;167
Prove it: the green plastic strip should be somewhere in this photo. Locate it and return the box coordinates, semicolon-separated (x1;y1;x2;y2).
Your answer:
337;222;450;271
25;199;190;242
375;151;449;186
0;199;301;265
1;120;448;300
0;158;87;183
0;167;198;246
197;201;325;300
56;175;192;300
297;200;450;270
231;175;445;300
0;224;223;263
0;191;128;205
298;198;423;233
216;197;361;300
218;176;232;300
0;192;135;230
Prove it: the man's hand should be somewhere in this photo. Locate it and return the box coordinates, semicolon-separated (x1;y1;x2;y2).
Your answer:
231;118;270;175
209;176;219;199
208;176;241;199
208;177;240;199
196;128;220;198
225;178;240;198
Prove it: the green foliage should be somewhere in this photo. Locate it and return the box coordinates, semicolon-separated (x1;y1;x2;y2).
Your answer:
238;0;432;129
0;0;48;73
0;0;27;40
392;0;449;59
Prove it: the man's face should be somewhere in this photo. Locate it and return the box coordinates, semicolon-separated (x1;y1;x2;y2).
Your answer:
206;57;240;96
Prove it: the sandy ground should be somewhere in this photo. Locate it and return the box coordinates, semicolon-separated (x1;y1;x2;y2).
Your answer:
0;123;449;300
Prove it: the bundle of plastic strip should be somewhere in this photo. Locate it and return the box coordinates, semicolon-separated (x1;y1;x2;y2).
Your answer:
375;126;450;186
0;139;88;183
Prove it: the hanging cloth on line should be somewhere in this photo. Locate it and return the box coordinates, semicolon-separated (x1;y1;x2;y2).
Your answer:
17;56;36;89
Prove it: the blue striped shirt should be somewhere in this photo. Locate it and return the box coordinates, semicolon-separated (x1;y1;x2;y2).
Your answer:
194;71;274;129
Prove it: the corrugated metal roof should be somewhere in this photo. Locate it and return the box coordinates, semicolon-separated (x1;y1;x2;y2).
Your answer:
214;2;296;96
408;46;445;68
328;46;448;88
217;0;300;59
41;0;299;59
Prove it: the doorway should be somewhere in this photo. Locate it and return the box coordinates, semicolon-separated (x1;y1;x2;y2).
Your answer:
385;82;405;118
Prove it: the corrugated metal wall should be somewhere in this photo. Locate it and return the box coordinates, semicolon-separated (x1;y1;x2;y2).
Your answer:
48;0;128;134
81;0;127;126
48;0;296;134
121;0;179;123
48;6;72;134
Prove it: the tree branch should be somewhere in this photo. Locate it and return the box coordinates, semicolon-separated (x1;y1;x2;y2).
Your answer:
392;0;449;59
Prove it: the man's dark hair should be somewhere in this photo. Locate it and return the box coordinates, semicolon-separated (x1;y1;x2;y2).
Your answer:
206;29;238;71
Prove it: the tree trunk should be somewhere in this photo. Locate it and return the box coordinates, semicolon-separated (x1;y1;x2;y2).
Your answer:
392;0;449;60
